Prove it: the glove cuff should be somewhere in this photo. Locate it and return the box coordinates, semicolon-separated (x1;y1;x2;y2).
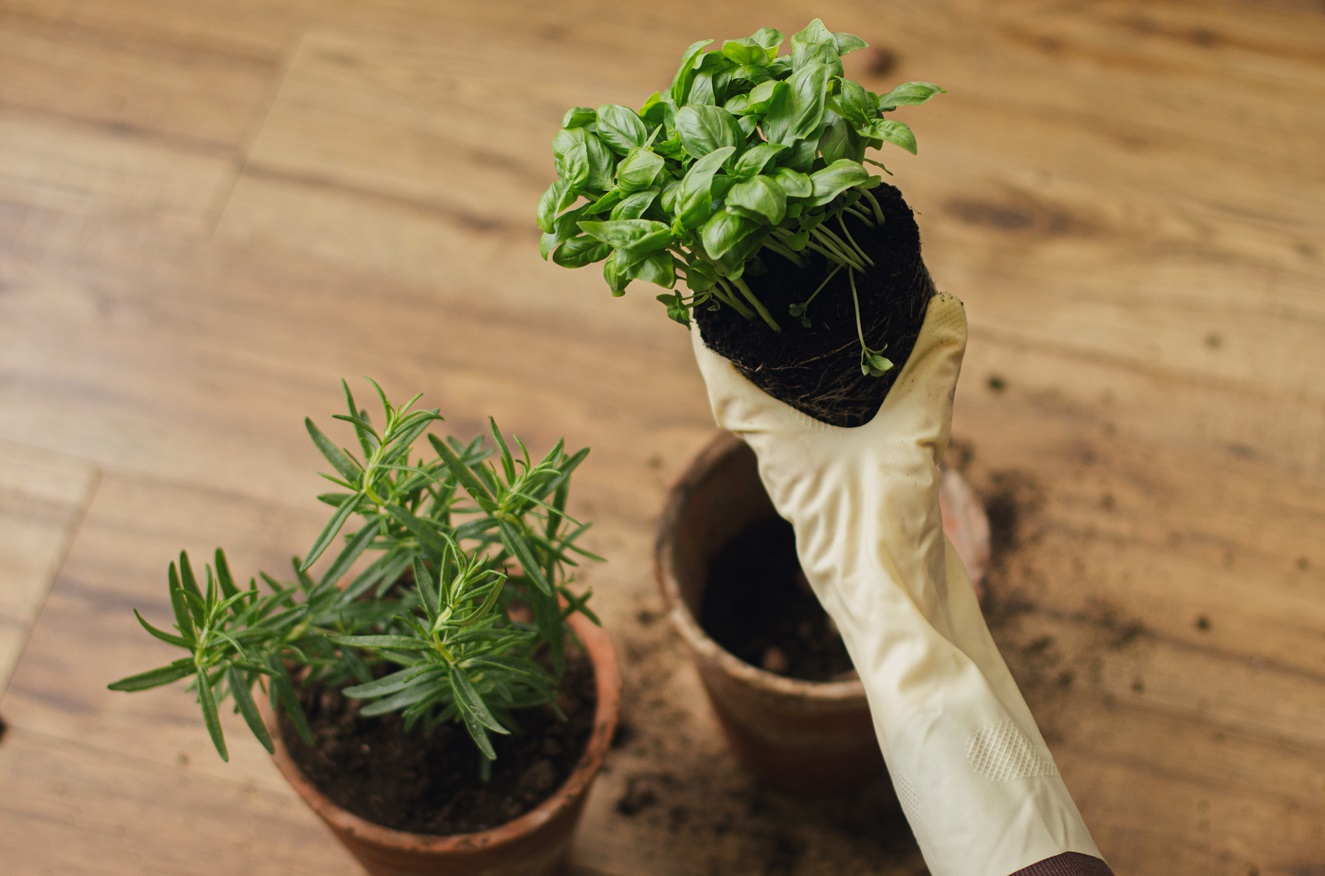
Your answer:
1012;853;1115;876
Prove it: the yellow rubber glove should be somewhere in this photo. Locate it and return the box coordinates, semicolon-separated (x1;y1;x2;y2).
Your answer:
691;292;1105;876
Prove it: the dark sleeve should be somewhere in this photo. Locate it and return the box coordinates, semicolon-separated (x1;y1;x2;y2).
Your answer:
1013;852;1115;875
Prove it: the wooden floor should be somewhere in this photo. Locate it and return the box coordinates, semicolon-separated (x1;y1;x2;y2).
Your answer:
2;1;1324;873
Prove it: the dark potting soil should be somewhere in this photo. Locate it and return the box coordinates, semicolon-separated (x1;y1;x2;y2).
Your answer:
280;651;596;836
695;182;936;428
699;515;855;681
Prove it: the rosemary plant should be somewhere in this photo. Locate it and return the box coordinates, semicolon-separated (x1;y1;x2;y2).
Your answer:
538;19;943;377
109;380;599;764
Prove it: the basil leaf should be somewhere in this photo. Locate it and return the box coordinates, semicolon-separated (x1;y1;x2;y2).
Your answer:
764;62;830;145
552;126;588;183
596;103;649;155
701;210;755;260
807;159;872;207
726;176;787;225
860;118;918;154
790;19;842;75
834;31;868;56
751;26;783;50
722;38;768;67
833;78;874;126
616;147;664;191
819;114;862;164
675;105;742;161
579;218;672;253
562;106;596;128
729;142;786;181
670;39;714;104
773;167;813;199
536;179;576;233
876;81;947;110
675;145;735;229
684;258;719;293
552;234;611;268
610;188;659;220
628;251;677;288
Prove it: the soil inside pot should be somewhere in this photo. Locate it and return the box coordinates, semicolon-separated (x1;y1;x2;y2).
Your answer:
695;182;936;428
699;515;854;681
279;651;596;836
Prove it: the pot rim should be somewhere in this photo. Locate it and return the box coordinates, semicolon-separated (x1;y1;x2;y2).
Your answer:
655;430;868;701
266;610;620;856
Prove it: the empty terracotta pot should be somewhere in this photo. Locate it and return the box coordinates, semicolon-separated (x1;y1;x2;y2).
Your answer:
267;611;620;876
655;431;988;795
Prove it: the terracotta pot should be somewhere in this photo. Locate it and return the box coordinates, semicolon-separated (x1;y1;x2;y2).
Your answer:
268;611;620;876
655;431;988;795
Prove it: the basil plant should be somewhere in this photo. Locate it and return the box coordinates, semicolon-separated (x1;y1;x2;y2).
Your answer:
539;19;943;374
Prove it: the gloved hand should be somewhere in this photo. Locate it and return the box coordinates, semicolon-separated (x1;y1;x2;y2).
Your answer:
690;291;1108;876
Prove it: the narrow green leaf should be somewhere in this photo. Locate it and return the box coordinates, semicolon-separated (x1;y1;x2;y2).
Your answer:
384;502;453;559
210;550;238;601
448;664;509;734
329;634;431;651
300;493;362;571
168;562;195;642
107;660;194;692
305;418;360;486
132;609;190;649
429;434;497;513
344;665;437;699
228;666;273;753
271;670;313;746
499;520;553;596
317;517;381;591
196;668;229;762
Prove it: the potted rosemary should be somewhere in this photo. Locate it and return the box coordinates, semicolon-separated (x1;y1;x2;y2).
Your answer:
540;21;953;792
108;380;620;876
539;19;944;427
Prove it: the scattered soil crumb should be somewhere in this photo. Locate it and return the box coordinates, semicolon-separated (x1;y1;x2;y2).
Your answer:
1297;556;1310;571
611;720;638;750
615;775;661;817
1131;677;1145;694
1196;615;1212;631
648;455;664;470
987;374;1008;392
859;45;898;77
1205;333;1223;349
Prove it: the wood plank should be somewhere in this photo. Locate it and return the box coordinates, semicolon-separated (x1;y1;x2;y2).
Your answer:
0;116;238;231
0;0;289;148
0;443;96;694
0;727;354;876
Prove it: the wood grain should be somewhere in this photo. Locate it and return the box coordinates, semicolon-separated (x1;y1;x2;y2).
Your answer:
2;0;1323;873
0;443;96;693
